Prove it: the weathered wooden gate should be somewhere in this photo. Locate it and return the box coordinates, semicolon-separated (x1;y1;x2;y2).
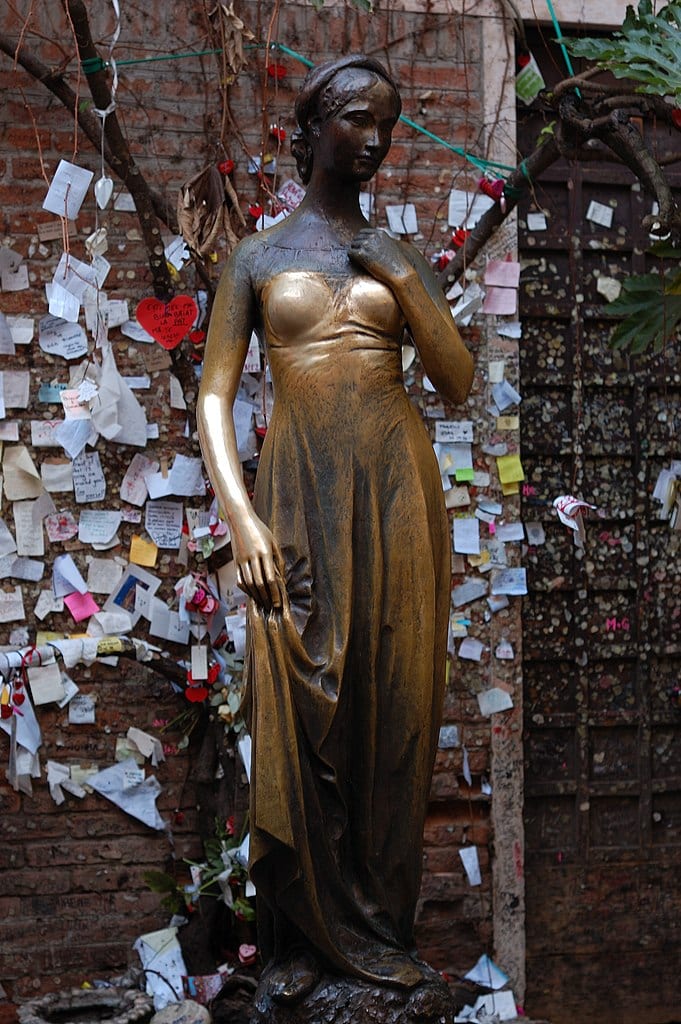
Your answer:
518;29;681;1024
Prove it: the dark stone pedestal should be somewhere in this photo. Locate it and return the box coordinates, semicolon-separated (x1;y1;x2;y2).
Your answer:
250;972;455;1024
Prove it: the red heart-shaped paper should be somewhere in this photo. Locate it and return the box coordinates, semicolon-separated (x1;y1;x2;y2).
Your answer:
136;295;199;350
12;691;25;706
185;685;209;703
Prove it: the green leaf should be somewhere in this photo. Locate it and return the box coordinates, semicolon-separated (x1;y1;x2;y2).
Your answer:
563;1;681;101
604;266;681;352
648;240;681;259
143;869;180;894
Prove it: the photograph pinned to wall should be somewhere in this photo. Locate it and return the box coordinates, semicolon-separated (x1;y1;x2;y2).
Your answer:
103;564;161;627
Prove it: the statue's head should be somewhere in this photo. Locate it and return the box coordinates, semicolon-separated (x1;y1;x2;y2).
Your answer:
292;56;401;185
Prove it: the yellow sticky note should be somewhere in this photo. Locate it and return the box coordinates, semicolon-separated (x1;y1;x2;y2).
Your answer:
97;637;125;655
130;535;158;567
501;480;520;496
496;415;519;431
468;549;491;568
496;453;524;484
36;630;66;645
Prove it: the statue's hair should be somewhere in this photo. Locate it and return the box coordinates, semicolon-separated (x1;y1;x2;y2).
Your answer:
291;55;401;185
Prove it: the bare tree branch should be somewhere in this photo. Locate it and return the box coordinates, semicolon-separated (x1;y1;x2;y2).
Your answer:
437;135;561;289
556;92;681;234
63;0;175;298
0;31;177;233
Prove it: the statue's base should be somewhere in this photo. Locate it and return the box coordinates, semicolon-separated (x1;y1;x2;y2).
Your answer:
250;971;455;1024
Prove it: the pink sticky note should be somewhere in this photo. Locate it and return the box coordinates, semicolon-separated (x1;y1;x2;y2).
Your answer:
482;285;518;315
489;522;496;535
64;590;100;622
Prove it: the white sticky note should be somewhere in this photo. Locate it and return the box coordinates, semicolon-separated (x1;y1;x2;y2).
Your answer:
385;203;418;235
458;637;485;661
435;420;473;444
145;500;183;549
13;501;45;557
586;199;614;228
526;211;547;231
73;450;106;503
38;315;89;360
78;509;122;546
496;522;524;542
43;160;94;220
453;517;480;555
492;379;522;411
448;189;494;229
41;459;74;493
490;568;527;595
477;687;514;716
459;846;482;886
28;662;65;705
6;316;33;346
0;586;24;622
68;693;97;724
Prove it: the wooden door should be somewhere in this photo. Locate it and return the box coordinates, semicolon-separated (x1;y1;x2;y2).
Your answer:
518;28;681;1024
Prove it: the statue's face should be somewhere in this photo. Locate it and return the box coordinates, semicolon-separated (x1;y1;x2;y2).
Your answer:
310;71;399;182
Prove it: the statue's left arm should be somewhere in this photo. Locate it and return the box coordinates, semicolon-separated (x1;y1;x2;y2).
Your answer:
349;229;474;406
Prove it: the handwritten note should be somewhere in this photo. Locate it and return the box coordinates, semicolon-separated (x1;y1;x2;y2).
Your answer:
145;500;183;549
119;453;157;506
78;509;122;546
42;160;94;220
39;315;88;360
73;451;106;503
13;501;45;557
490;568;527;596
0;586;25;623
435;420;473;444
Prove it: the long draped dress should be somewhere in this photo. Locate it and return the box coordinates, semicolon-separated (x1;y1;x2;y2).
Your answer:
246;264;450;988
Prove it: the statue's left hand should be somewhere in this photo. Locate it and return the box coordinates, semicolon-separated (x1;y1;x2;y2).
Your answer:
348;228;413;287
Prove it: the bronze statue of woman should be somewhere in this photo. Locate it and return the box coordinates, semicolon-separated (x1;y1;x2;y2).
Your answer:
198;55;474;1022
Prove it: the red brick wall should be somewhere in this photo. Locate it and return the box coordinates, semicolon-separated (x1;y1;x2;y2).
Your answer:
0;0;498;1000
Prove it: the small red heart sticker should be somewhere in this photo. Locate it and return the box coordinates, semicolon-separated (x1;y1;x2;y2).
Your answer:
12;692;25;706
136;295;199;350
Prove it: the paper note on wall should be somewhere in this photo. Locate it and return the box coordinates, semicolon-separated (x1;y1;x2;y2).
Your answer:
3;446;43;500
145;501;183;549
42;160;94;219
73;450;106;503
453;517;481;555
13;501;45;557
38;315;88;360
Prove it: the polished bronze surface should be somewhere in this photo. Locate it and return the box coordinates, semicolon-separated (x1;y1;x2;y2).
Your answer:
198;55;474;1012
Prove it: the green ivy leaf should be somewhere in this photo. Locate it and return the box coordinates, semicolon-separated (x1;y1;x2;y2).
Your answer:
606;270;681;352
